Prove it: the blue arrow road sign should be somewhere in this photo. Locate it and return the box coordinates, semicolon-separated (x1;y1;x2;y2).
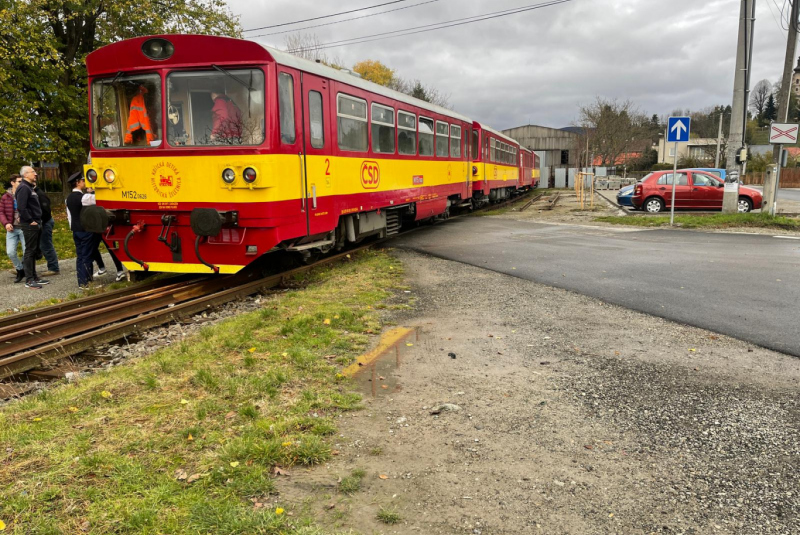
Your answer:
667;116;691;143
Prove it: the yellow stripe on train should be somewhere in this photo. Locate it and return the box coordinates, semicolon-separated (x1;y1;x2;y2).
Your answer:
86;154;473;205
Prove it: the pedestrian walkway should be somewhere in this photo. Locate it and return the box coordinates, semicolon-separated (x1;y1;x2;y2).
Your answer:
0;253;125;312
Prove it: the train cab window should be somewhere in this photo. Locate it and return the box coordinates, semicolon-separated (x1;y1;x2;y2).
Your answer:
278;73;296;144
450;125;461;158
309;90;324;149
472;130;479;160
337;94;368;152
397;111;416;155
92;73;162;149
371;103;395;154
418;117;434;156
435;121;449;157
165;68;265;146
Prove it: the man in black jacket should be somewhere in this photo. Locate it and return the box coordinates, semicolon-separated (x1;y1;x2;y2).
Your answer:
65;171;94;289
16;166;50;289
35;182;60;276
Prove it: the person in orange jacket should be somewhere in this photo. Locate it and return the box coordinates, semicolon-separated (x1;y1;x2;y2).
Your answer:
124;85;155;145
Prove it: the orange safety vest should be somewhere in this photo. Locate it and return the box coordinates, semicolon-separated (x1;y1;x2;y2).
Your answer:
124;93;155;144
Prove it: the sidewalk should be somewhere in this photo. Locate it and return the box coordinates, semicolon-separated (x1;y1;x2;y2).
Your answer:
0;253;125;313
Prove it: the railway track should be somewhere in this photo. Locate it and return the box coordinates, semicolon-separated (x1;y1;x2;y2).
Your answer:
0;248;369;382
0;190;537;385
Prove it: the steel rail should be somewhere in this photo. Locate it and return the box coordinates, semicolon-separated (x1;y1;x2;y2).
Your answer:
0;275;197;330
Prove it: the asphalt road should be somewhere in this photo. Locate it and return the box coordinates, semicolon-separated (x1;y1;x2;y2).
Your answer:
389;218;800;357
749;185;800;202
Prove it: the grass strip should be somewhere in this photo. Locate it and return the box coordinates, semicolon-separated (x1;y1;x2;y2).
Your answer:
595;212;800;230
0;249;402;534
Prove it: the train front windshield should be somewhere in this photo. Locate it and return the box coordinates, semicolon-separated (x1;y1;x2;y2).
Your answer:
166;69;265;146
91;69;266;149
92;74;162;149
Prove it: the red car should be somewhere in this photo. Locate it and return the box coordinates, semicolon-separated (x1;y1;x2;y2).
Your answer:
631;170;762;213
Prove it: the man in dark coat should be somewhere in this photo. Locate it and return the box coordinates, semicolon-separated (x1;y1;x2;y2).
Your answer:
35;181;60;276
15;166;49;288
65;171;95;289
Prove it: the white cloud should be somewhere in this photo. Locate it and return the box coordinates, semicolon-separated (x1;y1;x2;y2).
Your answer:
230;0;789;129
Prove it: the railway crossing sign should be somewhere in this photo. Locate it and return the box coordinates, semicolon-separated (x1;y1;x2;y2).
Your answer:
769;123;799;144
667;117;691;143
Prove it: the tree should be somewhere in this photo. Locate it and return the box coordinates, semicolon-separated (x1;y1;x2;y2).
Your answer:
0;0;241;186
764;94;777;123
283;33;343;68
749;79;772;122
403;79;450;108
353;60;394;87
578;98;649;167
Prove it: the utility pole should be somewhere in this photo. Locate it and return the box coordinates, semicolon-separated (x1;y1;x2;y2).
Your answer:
724;0;756;213
714;113;724;168
764;0;800;212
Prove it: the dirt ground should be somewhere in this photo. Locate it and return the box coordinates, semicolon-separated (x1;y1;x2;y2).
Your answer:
277;250;799;535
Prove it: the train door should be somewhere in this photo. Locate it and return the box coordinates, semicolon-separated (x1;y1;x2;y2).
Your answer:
276;66;308;237
300;73;333;236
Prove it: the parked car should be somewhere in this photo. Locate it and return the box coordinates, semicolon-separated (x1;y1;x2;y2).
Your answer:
631;170;762;213
617;184;635;207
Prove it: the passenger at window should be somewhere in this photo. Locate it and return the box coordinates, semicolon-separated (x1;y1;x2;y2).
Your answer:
124;85;156;146
210;90;243;144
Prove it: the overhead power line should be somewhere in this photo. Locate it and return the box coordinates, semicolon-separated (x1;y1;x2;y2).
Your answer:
286;0;575;52
244;0;411;32
248;0;441;39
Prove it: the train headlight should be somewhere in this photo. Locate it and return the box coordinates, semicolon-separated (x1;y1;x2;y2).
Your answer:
472;166;478;176
141;38;174;61
87;169;98;183
103;169;116;184
222;168;236;184
243;167;257;183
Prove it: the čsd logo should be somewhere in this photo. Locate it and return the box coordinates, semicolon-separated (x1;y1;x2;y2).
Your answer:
360;161;380;189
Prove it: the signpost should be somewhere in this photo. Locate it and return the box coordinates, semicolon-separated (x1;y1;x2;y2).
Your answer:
768;122;799;215
667;117;690;225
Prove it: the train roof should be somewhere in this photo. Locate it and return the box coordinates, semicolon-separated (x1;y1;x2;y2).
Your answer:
474;122;519;146
263;45;473;124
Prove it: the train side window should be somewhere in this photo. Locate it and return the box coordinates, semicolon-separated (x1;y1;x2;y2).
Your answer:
278;73;296;144
337;93;368;152
435;121;449;157
397;111;416;155
490;138;495;162
371;103;395;154
450;124;461;158
418;116;434;156
309;90;324;149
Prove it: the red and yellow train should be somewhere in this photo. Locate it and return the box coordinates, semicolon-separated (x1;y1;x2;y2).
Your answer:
82;35;539;274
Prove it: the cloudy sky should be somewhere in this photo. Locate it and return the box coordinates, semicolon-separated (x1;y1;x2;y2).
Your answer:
227;0;790;130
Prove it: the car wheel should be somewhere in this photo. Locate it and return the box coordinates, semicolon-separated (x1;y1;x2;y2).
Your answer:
644;197;665;213
737;197;753;213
